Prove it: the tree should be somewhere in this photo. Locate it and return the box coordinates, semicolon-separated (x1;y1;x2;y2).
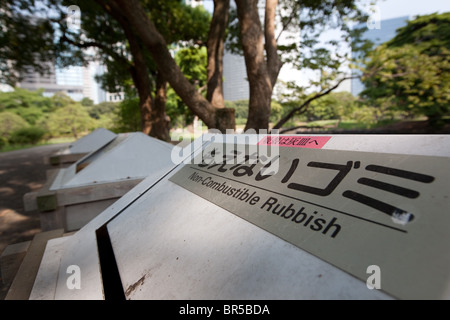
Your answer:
165;46;208;127
94;0;237;133
0;0;214;140
0;111;28;140
0;1;57;86
228;0;369;130
272;75;358;130
2;0;368;132
0;88;54;124
206;0;230;109
80;97;94;107
307;91;358;121
45;103;96;139
103;0;368;131
57;0;205;140
361;13;450;127
114;97;141;133
91;0;214;139
175;46;208;90
87;101;118;120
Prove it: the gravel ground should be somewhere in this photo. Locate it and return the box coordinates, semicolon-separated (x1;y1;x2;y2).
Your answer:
0;143;70;299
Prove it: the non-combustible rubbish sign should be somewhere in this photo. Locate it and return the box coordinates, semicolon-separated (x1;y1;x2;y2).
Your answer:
169;139;450;300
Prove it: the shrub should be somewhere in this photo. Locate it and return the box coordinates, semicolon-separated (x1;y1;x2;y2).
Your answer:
9;126;46;145
0;111;28;139
0;136;8;149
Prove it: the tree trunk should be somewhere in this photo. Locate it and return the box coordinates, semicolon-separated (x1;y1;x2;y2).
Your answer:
206;0;230;109
107;0;218;129
215;108;235;133
96;0;155;136
137;87;153;136
236;0;273;131
128;36;170;141
127;42;153;135
264;0;282;87
150;72;171;141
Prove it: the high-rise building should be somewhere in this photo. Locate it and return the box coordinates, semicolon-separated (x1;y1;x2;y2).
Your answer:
222;52;249;101
222;1;265;102
17;62;103;103
18;63;59;97
351;16;409;96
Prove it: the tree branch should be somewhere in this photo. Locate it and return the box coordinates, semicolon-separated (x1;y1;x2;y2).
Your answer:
271;75;359;131
275;2;300;42
59;32;129;66
100;0;218;128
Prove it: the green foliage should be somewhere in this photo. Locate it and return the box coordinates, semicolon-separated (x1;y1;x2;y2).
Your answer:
351;106;379;128
0;111;28;139
114;97;141;132
148;0;211;45
0;88;52;111
307;91;358;121
87;101;119;119
0;136;7;149
175;46;207;86
87;101;119;131
232;100;250;119
81;97;94;107
0;88;120;142
51;92;75;109
387;12;450;54
362;13;450;126
227;0;370;79
166;46;209;127
57;0;212;114
0;1;57;86
227;99;284;123
43;103;96;139
0;88;54;124
9;126;46;145
166;87;195;127
270;100;284;123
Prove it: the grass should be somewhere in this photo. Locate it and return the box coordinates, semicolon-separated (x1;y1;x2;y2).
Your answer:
0;136;75;153
337;120;373;130
289;119;405;131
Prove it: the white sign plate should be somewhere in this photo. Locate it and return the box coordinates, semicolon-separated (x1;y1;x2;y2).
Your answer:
169;141;450;299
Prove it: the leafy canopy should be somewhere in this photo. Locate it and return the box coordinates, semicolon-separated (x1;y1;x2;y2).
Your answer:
361;13;450;124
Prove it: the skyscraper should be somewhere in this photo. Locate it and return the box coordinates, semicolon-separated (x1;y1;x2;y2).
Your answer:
222;52;249;101
351;16;409;96
17;62;103;103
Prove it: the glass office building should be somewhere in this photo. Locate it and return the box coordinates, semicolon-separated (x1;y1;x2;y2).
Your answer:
351;16;409;96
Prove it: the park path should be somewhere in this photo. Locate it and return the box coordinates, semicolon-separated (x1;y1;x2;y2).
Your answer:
0;143;69;299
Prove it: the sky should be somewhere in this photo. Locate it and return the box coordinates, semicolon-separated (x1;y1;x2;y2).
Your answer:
275;0;450;91
202;0;450;18
368;0;450;20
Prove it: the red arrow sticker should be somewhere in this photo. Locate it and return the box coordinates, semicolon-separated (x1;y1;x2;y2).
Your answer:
258;136;331;149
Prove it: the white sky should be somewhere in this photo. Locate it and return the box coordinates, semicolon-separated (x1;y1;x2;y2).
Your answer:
369;0;450;20
280;0;450;91
203;0;450;18
202;0;450;93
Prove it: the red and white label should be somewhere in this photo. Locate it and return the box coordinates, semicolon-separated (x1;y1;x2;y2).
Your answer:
258;136;331;149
